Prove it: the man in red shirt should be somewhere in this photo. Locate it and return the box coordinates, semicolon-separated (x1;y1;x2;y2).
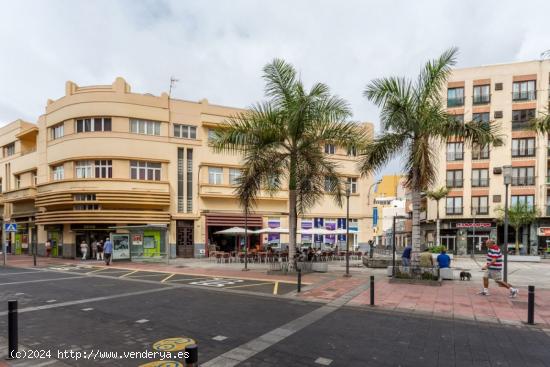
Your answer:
479;239;518;297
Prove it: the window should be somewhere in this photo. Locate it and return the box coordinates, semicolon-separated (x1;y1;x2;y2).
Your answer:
32;171;37;186
94;160;112;178
74;204;100;210
512;80;536;101
0;179;2;193
446;197;463;215
14;175;20;189
129;119;160;136
52;123;64;140
472;144;489;160
471;169;489;187
472;112;490;123
446;170;463;188
511;195;534;209
207;129;217;142
75;160;93;179
347;177;358;194
324;176;337;192
472;196;489;215
452;114;464;123
52;165;64;180
208;167;223;185
174;124;197;139
76;117;112;133
3;143;15;157
446;142;463;161
229;168;241;185
74;194;96;201
511;167;535;186
512;109;536;122
130;161;161;181
347;146;357;157
325;144;336;154
447;87;464;107
473;85;490;104
512;138;535;157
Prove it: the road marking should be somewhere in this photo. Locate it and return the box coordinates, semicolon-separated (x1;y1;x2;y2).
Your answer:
189;279;244;287
315;357;333;365
120;270;138;278
128;273;168;278
136;319;149;324
0;276;86;286
0;286;174;316
212;335;227;341
0;270;43;275
224;282;272;289
202;282;370;367
86;268;107;274
81;308;93;311
273;281;279;295
15;292;25;295
153;337;195;352
46;299;57;303
161;273;175;283
166;277;212;283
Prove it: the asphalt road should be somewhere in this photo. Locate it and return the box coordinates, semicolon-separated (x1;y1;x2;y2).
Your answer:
1;266;549;367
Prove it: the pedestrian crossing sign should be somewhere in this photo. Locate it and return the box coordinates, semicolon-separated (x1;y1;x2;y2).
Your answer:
4;223;17;232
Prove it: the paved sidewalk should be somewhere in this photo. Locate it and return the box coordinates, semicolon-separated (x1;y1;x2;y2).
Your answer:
298;276;550;327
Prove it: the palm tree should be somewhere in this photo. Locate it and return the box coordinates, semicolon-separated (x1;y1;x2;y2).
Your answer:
425;186;449;247
359;48;502;252
496;203;539;254
212;59;366;265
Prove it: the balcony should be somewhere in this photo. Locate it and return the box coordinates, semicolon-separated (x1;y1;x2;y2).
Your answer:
547;206;550;216
512;91;536;102
2;187;37;203
511;176;535;186
472;206;489;215
446;179;463;188
447;98;464;108
471;178;489;187
446;207;463;215
473;95;490;105
446;152;464;161
512;121;533;131
511;148;536;158
199;183;288;201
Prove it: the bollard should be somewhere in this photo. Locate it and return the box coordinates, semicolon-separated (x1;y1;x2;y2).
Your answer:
370;276;375;306
297;268;302;293
8;300;18;359
185;344;198;367
527;285;535;325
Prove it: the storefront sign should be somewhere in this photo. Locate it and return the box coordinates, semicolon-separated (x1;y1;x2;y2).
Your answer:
538;227;550;236
112;234;130;260
267;217;281;245
456;223;492;228
132;234;143;245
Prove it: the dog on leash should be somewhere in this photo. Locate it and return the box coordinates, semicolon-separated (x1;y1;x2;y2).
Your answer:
460;271;472;281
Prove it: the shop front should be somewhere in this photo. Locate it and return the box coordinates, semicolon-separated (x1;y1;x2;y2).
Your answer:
72;224;115;259
440;220;496;255
109;224;168;261
45;224;63;257
205;214;262;255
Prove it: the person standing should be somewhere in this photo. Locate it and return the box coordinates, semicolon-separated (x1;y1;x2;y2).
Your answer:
80;241;88;261
45;240;51;257
103;237;113;265
479;239;518;297
91;240;98;260
401;244;412;266
96;240;104;260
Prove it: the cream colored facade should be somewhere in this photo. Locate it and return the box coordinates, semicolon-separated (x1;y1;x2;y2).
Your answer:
424;59;550;255
0;78;374;258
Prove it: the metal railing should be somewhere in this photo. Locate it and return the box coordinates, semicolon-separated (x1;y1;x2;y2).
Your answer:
447;98;464;107
512;121;533;131
446;206;463;215
446;152;464;161
512;91;536;101
473;95;490;105
472;206;489;215
446;179;463;188
471;178;489;187
511;148;536;157
511;176;535;186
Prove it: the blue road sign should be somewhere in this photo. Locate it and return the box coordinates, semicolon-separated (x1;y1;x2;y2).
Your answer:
4;223;17;232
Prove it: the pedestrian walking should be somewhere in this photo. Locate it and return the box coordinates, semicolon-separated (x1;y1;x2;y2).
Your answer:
401;244;412;266
96;240;104;260
80;241;88;260
479;239;518;297
91;240;98;260
45;240;51;257
103;237;113;265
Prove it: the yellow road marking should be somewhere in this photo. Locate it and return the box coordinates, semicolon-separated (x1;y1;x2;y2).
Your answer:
224;282;272;289
161;273;175;283
119;270;138;278
86;268;107;274
273;281;279;295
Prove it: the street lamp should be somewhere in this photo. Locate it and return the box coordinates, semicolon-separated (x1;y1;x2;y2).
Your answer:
344;181;351;278
471;207;477;258
503;165;512;282
243;208;250;271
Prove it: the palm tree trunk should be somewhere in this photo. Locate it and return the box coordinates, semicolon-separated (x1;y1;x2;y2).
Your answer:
411;189;422;252
436;199;440;248
288;189;297;264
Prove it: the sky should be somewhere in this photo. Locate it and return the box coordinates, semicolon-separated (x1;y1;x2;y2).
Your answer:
1;0;550;176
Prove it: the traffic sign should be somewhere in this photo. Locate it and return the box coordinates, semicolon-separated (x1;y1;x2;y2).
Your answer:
4;223;17;232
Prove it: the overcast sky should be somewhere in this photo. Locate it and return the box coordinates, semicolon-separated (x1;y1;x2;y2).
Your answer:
1;0;550;175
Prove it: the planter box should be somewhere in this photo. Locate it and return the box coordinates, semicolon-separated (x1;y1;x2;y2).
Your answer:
311;262;328;272
507;255;540;262
364;257;392;268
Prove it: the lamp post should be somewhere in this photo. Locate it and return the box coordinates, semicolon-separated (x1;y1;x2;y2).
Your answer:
503;165;512;282
471;207;476;258
344;181;351;278
243;208;249;271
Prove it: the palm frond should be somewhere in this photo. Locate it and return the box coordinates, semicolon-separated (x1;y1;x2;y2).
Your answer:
359;132;409;176
416;47;458;105
263;59;298;108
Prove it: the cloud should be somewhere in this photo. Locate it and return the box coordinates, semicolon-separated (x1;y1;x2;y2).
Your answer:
1;0;549;174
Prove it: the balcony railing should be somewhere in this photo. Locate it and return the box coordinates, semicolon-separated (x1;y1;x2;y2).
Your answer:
447;98;464;107
446;152;464;161
471;178;489;187
472;151;490;160
547;206;550;216
512;91;536;101
446;179;463;188
511;176;535;186
512;121;533;131
472;206;489;215
511;148;535;157
446;207;463;215
473;95;490;105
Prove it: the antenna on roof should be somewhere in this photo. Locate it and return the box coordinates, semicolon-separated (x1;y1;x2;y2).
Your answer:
169;76;179;98
540;50;550;60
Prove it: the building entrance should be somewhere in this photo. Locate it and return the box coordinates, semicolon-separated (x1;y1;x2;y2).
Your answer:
176;220;194;258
